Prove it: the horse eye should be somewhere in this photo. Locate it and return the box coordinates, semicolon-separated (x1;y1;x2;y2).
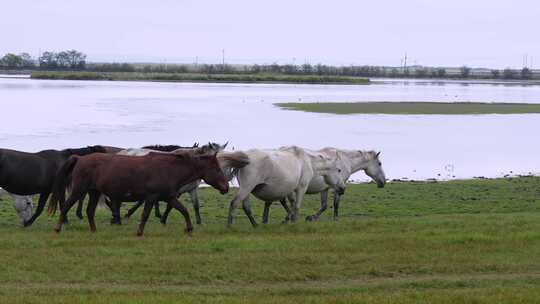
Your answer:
378;162;382;166
338;169;342;173
27;202;32;205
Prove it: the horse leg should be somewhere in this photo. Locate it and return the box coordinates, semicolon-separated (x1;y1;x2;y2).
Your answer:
290;187;307;222
136;200;155;237
110;200;122;225
54;190;84;232
306;190;329;222
168;197;194;234
190;189;202;225
24;191;50;227
86;191;100;232
154;201;162;219
262;201;272;224
333;190;342;220
242;197;258;227
75;192;87;220
227;188;251;228
280;197;293;223
125;200;144;218
160;199;174;225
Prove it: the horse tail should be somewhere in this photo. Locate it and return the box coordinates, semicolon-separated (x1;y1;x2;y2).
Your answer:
48;156;79;215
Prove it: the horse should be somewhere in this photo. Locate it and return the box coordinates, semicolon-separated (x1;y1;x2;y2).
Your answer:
226;146;346;227
48;149;247;236
73;143;199;222
159;151;242;225
262;149;386;222
119;142;225;224
0;188;34;225
0;146;107;226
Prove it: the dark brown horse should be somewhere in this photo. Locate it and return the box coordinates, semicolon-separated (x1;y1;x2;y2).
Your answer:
49;150;236;236
74;144;195;222
0;146;107;226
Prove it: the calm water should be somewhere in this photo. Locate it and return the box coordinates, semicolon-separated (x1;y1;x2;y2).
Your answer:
1;77;539;181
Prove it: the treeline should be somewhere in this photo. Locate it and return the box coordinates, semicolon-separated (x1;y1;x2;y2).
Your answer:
0;50;86;70
1;50;537;80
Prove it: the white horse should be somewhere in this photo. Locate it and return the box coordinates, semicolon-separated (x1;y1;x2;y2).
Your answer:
0;188;34;224
263;148;386;222
227;146;346;227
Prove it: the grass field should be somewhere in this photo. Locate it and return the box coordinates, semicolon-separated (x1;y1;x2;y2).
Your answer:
0;176;539;303
276;102;540;115
30;71;370;85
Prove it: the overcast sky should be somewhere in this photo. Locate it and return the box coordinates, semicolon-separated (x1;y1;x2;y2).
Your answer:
1;0;538;68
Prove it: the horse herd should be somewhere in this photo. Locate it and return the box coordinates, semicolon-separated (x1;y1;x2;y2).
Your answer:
0;143;386;236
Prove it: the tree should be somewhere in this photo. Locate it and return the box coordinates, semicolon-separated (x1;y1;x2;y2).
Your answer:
436;68;446;78
301;63;313;74
521;67;532;80
503;68;516;79
0;53;23;68
39;52;58;69
491;70;500;79
66;50;86;69
19;53;35;68
460;66;471;78
414;67;428;78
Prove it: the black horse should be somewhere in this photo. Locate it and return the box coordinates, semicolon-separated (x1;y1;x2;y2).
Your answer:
0;146;107;226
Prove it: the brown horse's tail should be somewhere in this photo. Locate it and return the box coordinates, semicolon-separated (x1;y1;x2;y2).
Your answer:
48;156;79;215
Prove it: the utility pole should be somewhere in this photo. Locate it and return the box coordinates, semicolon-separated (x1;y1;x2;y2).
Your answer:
222;49;225;66
404;52;408;69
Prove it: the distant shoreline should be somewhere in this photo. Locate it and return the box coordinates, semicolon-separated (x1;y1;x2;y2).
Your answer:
28;71;370;85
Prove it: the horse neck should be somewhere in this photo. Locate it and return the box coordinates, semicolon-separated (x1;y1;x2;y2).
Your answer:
308;154;333;175
172;155;205;184
340;150;371;173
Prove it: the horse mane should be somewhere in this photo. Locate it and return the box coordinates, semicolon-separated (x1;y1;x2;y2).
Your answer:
217;151;250;169
65;145;107;156
194;142;224;154
142;143;198;152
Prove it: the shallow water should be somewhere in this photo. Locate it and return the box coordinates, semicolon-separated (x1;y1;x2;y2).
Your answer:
1;77;539;181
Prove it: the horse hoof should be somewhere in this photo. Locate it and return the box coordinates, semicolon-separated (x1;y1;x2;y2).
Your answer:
305;215;313;222
76;214;84;220
185;227;193;235
23;221;32;227
136;232;143;237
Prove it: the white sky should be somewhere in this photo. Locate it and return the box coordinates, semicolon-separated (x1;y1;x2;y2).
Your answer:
1;0;538;68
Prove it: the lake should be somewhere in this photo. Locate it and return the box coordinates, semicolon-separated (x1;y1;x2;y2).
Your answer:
1;77;539;181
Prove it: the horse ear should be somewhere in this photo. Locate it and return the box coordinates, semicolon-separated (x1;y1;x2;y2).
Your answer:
376;151;381;158
222;141;229;149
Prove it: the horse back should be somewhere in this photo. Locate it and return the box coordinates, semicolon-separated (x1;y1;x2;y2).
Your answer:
0;149;59;195
74;153;183;200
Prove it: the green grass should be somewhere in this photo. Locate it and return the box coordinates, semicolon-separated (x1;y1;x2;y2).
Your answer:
1;176;540;303
30;71;370;85
276;102;540;115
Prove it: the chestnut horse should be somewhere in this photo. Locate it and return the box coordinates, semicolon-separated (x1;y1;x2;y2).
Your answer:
48;150;241;236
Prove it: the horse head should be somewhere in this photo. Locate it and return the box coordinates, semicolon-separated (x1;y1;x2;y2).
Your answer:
363;151;386;188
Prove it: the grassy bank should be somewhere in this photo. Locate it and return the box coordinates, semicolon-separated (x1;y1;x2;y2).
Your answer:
0;176;540;302
276;101;540;115
30;71;370;85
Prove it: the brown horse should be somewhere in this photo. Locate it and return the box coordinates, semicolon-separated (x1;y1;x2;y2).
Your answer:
49;150;239;236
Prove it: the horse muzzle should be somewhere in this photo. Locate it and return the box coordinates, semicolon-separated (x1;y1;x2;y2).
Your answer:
220;185;229;194
377;181;386;188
